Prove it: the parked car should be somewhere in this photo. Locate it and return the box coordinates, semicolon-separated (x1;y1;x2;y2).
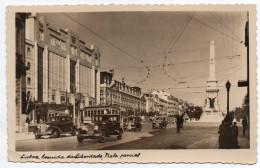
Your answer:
152;116;168;129
148;116;154;122
124;116;142;132
77;114;123;143
34;114;77;139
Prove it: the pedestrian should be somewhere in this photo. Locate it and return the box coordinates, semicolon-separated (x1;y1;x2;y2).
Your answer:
26;117;30;124
25;117;30;133
242;116;248;135
180;116;184;129
218;120;225;148
232;122;239;148
226;121;234;148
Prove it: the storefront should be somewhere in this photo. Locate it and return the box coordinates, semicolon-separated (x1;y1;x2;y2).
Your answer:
28;102;73;124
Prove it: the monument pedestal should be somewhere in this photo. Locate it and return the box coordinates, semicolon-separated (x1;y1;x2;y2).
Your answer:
199;109;223;122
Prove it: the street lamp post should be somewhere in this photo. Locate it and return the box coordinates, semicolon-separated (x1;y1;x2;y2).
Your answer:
226;80;231;117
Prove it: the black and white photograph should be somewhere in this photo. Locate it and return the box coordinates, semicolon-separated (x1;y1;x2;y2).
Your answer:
7;5;257;163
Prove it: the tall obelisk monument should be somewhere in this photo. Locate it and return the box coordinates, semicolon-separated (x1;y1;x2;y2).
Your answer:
200;40;223;122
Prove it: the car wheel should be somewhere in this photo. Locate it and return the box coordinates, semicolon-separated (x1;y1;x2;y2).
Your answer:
33;128;39;134
35;135;41;139
77;134;84;143
139;125;142;131
71;128;76;136
117;135;122;140
52;130;60;138
98;132;105;143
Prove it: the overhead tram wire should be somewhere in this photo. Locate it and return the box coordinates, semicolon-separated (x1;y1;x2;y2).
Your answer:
163;12;196;64
219;65;244;81
145;54;243;85
162;12;196;82
62;13;150;85
157;46;239;56
142;54;241;85
155;12;243;84
145;64;242;86
141;64;243;87
192;14;242;44
149;56;227;68
211;12;243;43
226;12;230;59
186;64;242;83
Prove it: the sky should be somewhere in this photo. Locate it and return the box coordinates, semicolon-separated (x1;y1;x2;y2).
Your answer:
41;11;248;111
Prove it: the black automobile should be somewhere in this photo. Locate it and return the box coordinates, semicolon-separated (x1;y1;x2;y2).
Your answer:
152;116;168;129
125;116;142;132
34;115;77;139
77;114;123;143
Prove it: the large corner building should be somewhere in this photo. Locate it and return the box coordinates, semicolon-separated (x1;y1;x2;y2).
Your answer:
17;13;101;132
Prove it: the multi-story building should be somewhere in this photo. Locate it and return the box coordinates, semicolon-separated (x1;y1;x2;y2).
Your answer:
100;71;146;116
16;13;30;132
168;95;179;116
143;93;160;114
151;90;169;115
144;90;191;116
22;14;101;128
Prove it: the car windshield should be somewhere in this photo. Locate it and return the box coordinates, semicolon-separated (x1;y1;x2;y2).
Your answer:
129;117;141;122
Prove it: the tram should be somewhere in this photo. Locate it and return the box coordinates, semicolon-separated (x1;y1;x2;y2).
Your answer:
82;105;120;124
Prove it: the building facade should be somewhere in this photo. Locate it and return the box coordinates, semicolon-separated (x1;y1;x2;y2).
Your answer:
21;13;101;129
144;90;190;116
100;71;146;116
16;13;30;132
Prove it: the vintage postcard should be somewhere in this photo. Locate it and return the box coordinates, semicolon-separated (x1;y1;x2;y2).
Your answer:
7;4;257;163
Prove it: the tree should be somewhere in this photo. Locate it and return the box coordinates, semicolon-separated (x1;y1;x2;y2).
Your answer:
242;93;249;117
230;94;249;121
231;107;244;121
186;106;203;119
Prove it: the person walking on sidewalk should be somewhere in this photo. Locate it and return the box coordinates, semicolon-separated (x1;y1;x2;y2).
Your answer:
180;116;184;129
218;120;225;148
232;122;240;148
242;116;248;135
176;116;182;133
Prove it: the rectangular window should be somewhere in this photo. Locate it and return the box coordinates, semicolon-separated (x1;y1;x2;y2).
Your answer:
70;60;76;93
27;47;31;57
61;96;65;102
38;47;44;101
48;52;66;92
21;91;27;114
39;29;44;41
79;65;91;95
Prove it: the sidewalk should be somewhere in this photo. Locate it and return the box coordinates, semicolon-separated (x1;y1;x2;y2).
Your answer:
237;134;250;149
16;132;35;141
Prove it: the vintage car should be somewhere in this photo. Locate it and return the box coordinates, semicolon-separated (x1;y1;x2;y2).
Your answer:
77;114;123;143
34;115;77;139
123;116;142;132
152;116;168;129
